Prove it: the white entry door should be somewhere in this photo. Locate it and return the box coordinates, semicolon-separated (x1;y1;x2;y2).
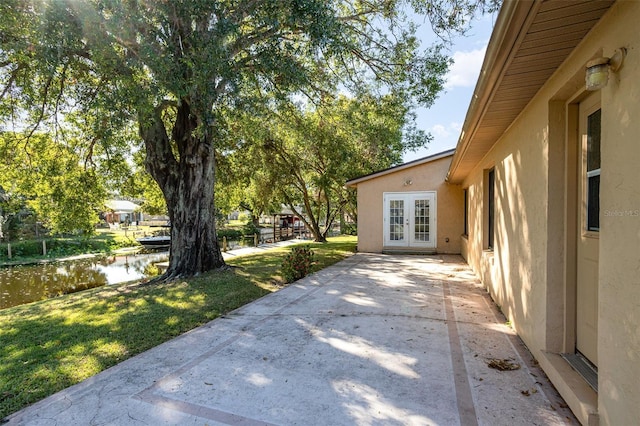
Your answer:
576;92;600;366
383;192;436;249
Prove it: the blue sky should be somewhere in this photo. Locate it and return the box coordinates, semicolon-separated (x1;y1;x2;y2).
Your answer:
403;12;497;162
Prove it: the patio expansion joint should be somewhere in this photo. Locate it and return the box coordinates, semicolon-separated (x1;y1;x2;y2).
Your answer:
442;280;479;426
223;311;499;331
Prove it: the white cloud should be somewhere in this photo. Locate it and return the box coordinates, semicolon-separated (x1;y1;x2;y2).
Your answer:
445;47;487;89
430;122;463;141
431;124;450;138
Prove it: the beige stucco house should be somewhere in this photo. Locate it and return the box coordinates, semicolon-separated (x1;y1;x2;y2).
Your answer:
346;149;463;254
348;1;640;424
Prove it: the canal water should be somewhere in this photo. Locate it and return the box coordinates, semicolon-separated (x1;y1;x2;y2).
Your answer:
0;251;169;310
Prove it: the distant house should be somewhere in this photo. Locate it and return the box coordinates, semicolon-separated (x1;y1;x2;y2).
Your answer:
104;200;142;225
349;1;640;424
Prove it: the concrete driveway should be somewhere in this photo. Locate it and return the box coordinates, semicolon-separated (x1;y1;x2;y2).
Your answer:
6;254;575;425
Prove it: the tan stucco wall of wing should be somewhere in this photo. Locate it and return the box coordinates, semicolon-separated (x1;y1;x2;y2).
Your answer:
354;155;463;254
459;2;640;425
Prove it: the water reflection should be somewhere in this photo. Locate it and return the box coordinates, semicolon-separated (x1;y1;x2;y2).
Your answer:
0;252;168;310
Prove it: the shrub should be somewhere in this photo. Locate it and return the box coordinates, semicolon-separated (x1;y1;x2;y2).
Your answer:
281;245;314;283
217;229;243;241
241;220;261;237
343;223;357;236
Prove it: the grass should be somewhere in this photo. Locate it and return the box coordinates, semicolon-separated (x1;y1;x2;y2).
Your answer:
0;236;356;419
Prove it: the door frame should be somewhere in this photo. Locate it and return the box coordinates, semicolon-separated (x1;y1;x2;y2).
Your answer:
575;92;600;366
382;191;437;249
560;89;601;362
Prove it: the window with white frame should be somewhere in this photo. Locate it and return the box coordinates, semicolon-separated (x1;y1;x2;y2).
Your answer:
586;109;601;232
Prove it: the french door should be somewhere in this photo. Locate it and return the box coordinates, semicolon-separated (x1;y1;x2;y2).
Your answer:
383;192;436;249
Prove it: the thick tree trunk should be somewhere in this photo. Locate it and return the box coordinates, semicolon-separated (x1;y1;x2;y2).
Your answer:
164;156;225;279
140;105;226;280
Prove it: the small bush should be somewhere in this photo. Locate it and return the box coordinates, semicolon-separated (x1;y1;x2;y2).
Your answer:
217;229;243;241
281;245;314;283
343;223;357;236
241;220;261;237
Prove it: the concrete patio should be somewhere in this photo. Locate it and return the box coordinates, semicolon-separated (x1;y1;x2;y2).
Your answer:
6;254;576;425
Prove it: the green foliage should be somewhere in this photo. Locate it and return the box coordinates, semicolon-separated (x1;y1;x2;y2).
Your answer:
343;223;358;236
241;220;261;237
0;133;106;236
0;186;25;241
216;228;243;241
282;245;315;283
120;151;167;216
0;236;132;262
225;93;424;242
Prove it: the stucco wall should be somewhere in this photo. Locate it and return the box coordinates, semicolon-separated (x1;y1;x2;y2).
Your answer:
355;156;463;253
590;3;640;425
462;100;550;353
461;2;640;425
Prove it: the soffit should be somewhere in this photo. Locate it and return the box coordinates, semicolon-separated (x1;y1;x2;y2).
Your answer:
446;0;615;184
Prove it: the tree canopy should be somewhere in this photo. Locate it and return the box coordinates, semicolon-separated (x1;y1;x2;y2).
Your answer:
1;0;498;279
0;132;106;235
222;93;428;241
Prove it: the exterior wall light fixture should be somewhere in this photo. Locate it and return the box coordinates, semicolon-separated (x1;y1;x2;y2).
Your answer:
585;48;626;91
404;178;413;186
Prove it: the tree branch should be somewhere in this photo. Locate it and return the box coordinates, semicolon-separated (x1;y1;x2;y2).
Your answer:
0;63;23;100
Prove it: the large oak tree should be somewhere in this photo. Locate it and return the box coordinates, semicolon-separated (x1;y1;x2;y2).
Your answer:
1;0;497;280
224;94;428;242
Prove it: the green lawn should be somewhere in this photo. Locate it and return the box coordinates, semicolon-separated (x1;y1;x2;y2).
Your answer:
0;236;356;419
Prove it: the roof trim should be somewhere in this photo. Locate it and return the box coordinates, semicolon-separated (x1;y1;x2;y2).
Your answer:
445;0;614;184
345;148;455;187
446;0;537;184
105;199;140;212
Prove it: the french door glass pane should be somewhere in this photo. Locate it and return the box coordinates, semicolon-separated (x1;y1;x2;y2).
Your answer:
414;199;430;241
389;200;404;241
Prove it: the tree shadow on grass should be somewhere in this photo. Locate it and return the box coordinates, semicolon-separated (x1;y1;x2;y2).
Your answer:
0;270;269;419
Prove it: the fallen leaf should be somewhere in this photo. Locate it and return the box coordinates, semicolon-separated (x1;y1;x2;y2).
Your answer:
487;358;521;371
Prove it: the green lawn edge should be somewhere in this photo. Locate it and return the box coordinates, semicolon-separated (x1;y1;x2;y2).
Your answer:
0;236;357;419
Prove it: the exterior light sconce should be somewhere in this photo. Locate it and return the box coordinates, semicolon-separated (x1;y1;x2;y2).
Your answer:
404;178;413;186
585;48;626;91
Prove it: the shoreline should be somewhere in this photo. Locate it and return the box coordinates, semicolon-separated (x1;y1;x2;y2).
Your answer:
0;246;143;268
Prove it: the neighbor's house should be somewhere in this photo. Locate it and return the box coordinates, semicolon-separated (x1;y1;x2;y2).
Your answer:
104;199;143;225
349;1;640;424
